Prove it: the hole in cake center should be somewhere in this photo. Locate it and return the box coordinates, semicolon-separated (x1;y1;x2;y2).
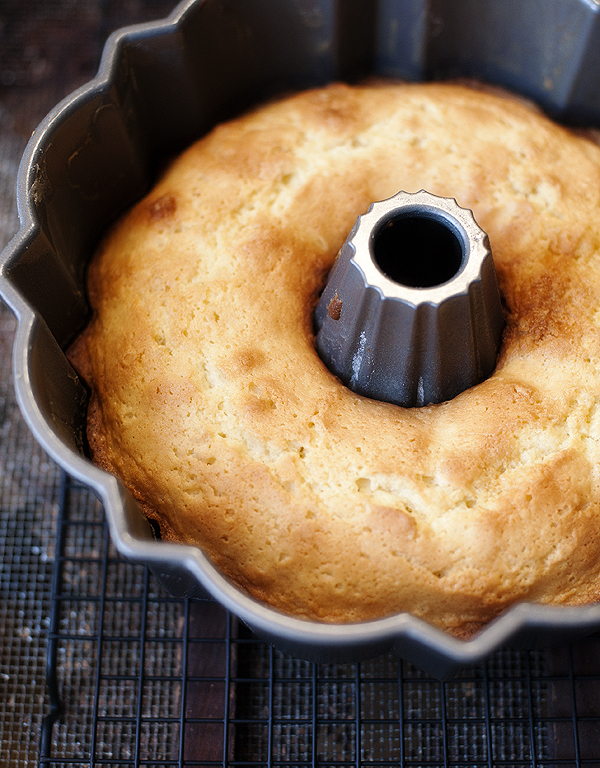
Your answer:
372;212;464;288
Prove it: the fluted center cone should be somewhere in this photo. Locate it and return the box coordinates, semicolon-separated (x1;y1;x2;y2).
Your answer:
315;190;505;407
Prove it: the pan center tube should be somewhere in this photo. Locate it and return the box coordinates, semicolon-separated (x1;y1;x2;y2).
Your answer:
314;190;505;407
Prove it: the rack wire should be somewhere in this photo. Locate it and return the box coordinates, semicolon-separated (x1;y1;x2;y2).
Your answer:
34;471;600;767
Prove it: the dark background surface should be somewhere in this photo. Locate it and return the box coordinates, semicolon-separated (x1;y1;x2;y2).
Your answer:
2;2;600;767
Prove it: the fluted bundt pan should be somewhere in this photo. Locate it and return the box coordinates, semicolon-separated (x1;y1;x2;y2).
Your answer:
1;0;600;679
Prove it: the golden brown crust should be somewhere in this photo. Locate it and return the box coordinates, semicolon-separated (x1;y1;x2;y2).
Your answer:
69;81;600;633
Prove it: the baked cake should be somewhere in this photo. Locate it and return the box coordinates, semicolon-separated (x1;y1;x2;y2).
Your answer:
68;82;600;636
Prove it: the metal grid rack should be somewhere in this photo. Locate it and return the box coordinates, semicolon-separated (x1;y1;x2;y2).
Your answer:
36;472;600;766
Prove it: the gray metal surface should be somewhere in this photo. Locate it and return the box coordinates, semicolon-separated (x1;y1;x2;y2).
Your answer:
1;0;600;677
315;191;504;406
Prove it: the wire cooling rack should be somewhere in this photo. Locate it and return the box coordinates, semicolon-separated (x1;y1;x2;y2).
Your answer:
34;472;600;766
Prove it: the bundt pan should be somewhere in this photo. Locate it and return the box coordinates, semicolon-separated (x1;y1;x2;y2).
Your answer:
2;0;600;679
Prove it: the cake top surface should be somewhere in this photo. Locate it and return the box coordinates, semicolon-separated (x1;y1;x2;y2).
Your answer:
70;82;600;633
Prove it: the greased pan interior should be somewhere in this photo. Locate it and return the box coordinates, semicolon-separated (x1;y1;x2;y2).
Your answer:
1;0;600;678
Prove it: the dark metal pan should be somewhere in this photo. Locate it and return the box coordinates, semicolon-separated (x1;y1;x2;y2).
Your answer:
1;0;600;678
